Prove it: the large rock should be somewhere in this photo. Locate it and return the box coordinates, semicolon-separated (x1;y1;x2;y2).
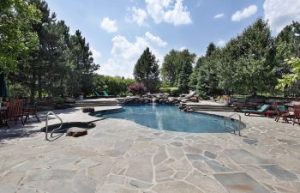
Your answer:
188;96;199;102
82;107;95;113
66;127;88;137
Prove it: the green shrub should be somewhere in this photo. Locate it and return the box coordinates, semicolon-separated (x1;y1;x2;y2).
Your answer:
159;87;180;96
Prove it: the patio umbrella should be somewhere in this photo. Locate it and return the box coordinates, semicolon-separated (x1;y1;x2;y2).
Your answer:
0;73;8;98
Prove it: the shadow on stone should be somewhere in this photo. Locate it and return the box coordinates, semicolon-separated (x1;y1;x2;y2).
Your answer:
40;121;98;133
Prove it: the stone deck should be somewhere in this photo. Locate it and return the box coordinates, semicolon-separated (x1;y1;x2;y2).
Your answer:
0;107;300;193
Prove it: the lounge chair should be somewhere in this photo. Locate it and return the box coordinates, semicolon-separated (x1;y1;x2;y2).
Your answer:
242;104;271;116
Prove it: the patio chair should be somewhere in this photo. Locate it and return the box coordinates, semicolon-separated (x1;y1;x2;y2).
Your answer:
275;105;300;123
274;105;289;122
0;106;8;128
242;104;271;116
6;99;25;125
23;102;40;123
293;107;300;125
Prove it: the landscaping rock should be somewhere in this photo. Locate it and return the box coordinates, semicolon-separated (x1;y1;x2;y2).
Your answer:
188;96;199;102
117;93;185;105
82;107;95;113
66;127;88;137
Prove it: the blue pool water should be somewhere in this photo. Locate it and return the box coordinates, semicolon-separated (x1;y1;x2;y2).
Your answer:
99;104;242;133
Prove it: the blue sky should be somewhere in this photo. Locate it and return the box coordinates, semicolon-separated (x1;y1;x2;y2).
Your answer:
46;0;300;77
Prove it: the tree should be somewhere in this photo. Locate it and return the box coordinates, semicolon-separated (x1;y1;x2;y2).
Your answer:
161;49;195;91
8;0;99;100
0;0;41;73
176;49;195;93
275;22;300;96
215;19;276;95
134;48;160;92
161;50;178;86
68;30;99;97
277;58;300;91
196;44;220;97
206;43;216;57
189;57;204;90
232;19;276;94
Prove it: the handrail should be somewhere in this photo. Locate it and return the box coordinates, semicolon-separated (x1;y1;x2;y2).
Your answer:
45;111;64;141
224;112;241;136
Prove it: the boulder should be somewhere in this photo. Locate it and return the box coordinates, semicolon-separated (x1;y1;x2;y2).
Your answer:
188;96;199;102
181;99;188;103
66;127;88;137
82;107;95;113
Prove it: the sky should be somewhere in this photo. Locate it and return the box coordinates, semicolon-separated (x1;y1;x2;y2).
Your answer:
46;0;300;78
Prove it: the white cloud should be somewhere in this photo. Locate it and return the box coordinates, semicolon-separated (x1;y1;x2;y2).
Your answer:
179;46;186;51
214;13;224;19
145;32;167;47
90;47;101;62
128;7;148;26
231;5;257;22
145;0;192;26
264;0;300;34
100;17;118;33
216;40;226;47
99;32;167;77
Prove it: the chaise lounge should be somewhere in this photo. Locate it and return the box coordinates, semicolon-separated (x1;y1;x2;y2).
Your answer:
242;104;271;116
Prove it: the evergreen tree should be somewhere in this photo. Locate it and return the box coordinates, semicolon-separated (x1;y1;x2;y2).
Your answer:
134;48;160;92
206;43;216;57
161;50;178;86
176;50;195;92
9;0;99;100
196;44;220;97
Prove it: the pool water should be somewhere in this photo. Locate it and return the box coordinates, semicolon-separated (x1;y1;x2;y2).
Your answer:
100;104;242;133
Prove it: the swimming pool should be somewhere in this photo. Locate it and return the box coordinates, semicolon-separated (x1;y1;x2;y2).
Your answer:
96;104;243;133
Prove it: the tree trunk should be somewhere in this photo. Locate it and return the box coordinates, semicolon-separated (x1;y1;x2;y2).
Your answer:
30;72;36;103
38;73;42;100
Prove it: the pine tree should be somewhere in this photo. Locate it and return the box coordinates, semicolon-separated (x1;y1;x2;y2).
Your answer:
134;48;160;92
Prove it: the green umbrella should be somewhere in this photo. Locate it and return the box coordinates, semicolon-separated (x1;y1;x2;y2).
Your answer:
0;73;8;98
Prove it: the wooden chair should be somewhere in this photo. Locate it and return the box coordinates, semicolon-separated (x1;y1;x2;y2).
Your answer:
23;102;40;123
276;105;300;123
273;103;288;121
293;107;300;125
0;106;8;128
6;99;25;125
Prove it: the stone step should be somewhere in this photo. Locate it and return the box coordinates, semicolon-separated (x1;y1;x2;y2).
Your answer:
187;105;234;112
75;100;118;107
193;108;233;112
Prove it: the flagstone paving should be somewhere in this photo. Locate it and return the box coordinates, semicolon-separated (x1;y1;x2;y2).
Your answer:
0;107;300;193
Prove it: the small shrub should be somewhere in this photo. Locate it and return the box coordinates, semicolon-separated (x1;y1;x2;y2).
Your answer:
128;83;146;95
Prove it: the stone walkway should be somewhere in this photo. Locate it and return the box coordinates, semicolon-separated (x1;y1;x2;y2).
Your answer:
0;107;300;193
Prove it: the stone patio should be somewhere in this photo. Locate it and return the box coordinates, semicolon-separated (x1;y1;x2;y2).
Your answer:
0;107;300;193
